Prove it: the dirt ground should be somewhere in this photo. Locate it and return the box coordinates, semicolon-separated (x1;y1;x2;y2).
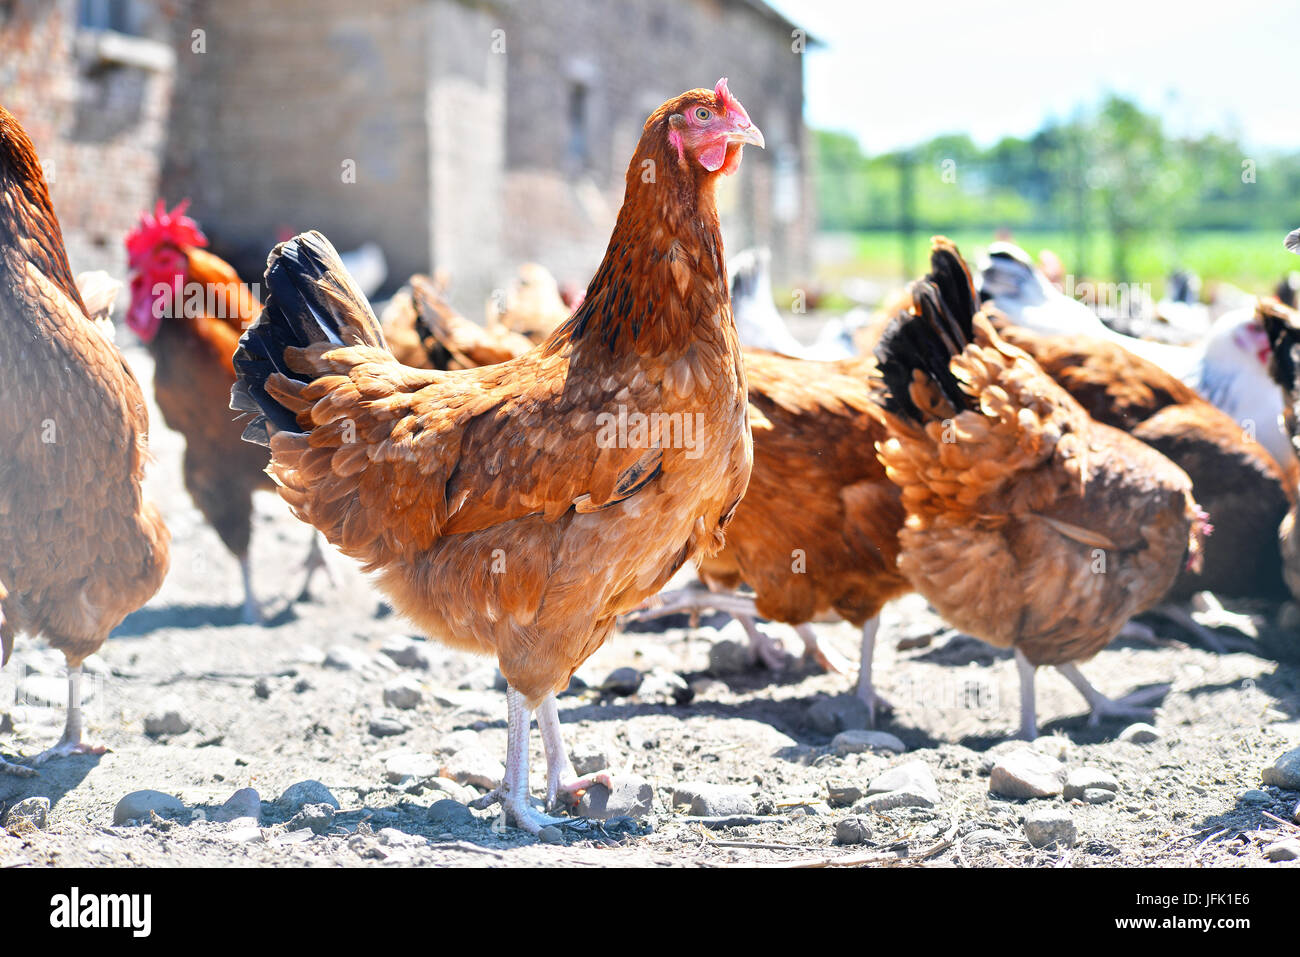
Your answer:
1;341;1299;869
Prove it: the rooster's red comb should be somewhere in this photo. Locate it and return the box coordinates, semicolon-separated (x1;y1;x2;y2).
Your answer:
125;199;207;265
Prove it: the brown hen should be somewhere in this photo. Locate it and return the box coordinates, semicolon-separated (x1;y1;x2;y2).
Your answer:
870;238;1205;739
231;80;761;832
0;105;170;769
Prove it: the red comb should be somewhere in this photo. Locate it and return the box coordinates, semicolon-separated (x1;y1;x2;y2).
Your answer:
715;77;740;115
124;199;207;266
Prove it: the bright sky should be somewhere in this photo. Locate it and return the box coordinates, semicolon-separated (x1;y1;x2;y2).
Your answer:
767;0;1300;155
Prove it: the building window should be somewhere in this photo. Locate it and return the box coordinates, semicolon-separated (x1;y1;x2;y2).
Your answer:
566;82;590;170
78;0;138;34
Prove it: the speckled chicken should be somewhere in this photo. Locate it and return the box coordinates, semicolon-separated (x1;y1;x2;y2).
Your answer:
870;238;1206;739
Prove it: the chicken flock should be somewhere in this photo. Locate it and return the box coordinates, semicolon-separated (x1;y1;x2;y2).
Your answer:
1;80;1299;835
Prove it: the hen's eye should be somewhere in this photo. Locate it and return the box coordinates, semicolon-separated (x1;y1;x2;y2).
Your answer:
694;107;711;122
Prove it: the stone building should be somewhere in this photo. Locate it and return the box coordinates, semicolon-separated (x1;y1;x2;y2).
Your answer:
0;0;175;278
2;0;813;312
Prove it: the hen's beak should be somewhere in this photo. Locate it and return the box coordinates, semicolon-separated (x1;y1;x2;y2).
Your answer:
729;121;765;149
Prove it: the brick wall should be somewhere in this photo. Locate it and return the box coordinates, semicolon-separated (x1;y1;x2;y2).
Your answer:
0;0;174;279
160;0;505;307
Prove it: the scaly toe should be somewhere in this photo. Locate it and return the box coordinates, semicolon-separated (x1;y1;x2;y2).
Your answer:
29;740;108;766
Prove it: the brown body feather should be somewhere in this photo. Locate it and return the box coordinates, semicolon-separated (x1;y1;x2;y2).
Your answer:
0;105;169;666
870;239;1200;668
995;323;1292;601
235;88;753;704
697;349;908;628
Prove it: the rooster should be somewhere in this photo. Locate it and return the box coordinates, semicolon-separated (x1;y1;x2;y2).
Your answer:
125;202;332;621
871;239;1206;739
0;104;170;769
231;79;762;833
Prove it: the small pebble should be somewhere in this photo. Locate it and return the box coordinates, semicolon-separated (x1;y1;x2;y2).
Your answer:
380;636;431;669
835;816;872;845
212;787;261;823
385;753;440;783
1063;767;1119;800
1082;787;1116;804
253;677;272;700
826;781;864;806
143;696;192;737
1262;748;1300;790
4;796;49;831
577;775;654;820
440;747;505;790
427;799;473;827
382;676;424;711
1264;839;1300;862
571;749;610;776
325;646;372;671
602;667;643;696
114;790;186;825
1240;789;1270;804
286;803;335;835
866;761;940;807
537;825;565;844
672;782;754;817
806;695;872;735
831;729;906;755
963;828;1009;848
989;748;1065;799
277;780;340;812
1024;807;1076;848
368;715;409;738
707;640;752;676
1118;723;1161;744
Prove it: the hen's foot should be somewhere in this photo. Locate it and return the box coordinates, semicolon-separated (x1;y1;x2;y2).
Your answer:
296;535;339;603
548;769;616;812
1056;662;1169;727
795;624;851;675
1081;685;1170;727
736;616;792;671
0;755;37;777
470;787;573;836
29;738;108;766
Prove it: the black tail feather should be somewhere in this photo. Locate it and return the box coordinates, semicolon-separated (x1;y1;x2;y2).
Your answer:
230;230;385;445
873;237;981;423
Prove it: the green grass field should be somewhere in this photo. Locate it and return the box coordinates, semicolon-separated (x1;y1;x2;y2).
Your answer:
831;229;1296;299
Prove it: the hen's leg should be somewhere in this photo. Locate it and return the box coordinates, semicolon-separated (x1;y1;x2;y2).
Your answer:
854;616;892;725
737;615;792;670
0;755;37;777
537;694;613;810
794;623;851;676
470;687;568;834
238;554;263;624
29;665;107;765
296;534;338;603
1056;663;1168;726
1015;649;1038;740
